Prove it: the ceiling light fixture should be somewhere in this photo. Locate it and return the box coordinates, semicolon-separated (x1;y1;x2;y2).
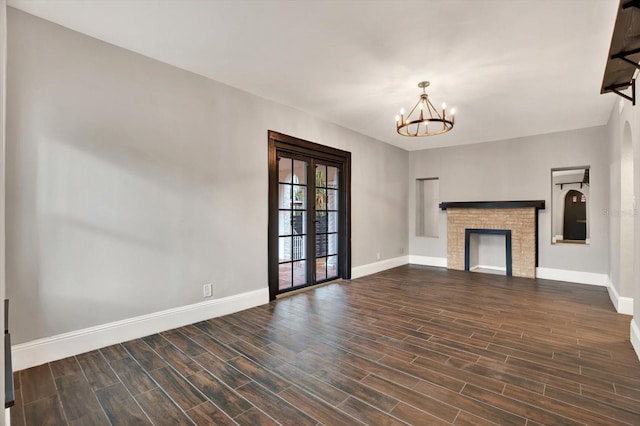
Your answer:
395;81;455;137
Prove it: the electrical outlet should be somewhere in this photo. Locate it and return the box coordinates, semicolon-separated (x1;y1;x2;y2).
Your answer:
203;283;212;298
400;247;404;254
376;252;381;260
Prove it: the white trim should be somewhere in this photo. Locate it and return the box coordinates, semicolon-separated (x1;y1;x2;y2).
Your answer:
351;256;409;279
12;288;269;371
535;267;609;287
408;255;447;268
535;269;634;315
1;0;7;413
631;319;640;361
470;265;506;272
605;278;634;315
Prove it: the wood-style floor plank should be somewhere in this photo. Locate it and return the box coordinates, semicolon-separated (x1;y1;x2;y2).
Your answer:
148;366;206;411
109;356;156;396
19;363;56;404
134;388;193;425
235;381;316;426
95;383;151;426
23;394;67;425
184;402;236;426
187;370;252;417
76;350;119;391
10;265;640;425
233;407;279;426
55;372;104;422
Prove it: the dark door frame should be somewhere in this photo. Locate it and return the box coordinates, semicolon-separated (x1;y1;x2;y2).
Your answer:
268;131;352;300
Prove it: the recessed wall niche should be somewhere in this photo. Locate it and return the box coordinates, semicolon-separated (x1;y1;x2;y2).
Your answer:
416;178;439;237
551;166;590;244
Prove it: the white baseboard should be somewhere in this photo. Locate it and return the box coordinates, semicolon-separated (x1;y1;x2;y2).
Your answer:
605;278;634;315
12;288;269;371
631;319;640;361
408;255;447;268
535;267;609;287
535;269;633;315
351;256;409;279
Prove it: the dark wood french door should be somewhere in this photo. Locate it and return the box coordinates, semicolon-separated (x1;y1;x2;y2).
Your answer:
268;131;351;300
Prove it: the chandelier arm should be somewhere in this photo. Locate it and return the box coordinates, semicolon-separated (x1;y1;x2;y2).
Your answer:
406;98;421;122
425;97;442;120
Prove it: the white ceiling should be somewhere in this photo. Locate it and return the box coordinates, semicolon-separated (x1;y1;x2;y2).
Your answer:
8;0;620;151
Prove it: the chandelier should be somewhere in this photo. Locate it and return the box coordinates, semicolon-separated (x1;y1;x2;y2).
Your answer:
396;81;455;137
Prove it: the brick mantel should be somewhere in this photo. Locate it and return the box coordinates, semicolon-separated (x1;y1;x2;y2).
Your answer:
442;201;544;279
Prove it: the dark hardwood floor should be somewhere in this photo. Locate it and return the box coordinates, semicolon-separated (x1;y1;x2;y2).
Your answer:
11;265;640;425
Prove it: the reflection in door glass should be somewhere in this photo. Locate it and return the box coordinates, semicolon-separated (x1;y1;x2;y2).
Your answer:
294;160;307;184
292;261;306;286
279;158;292;183
278;211;291;236
326;255;338;279
279;184;292;209
316;257;327;281
327;166;339;189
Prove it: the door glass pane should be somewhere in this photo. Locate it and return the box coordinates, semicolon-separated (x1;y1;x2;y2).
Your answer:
316;233;327;257
292;236;306;260
328;233;338;256
315;165;326;188
279;263;292;290
316;188;327;210
315;211;327;234
327;255;338;279
292;211;306;235
316;257;327;280
327;211;338;233
279;237;292;261
279;157;292;183
293;261;306;286
279;184;292;209
327;166;339;189
279;211;291;236
327;189;338;210
293;186;306;209
294;160;307;184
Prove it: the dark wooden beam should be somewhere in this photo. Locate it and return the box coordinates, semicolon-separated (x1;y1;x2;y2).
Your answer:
601;1;640;103
439;200;545;211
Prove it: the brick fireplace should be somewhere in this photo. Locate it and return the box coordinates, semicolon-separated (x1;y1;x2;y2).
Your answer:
439;201;545;279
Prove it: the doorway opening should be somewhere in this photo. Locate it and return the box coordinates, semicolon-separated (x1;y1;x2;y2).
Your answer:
563;190;587;241
268;131;351;300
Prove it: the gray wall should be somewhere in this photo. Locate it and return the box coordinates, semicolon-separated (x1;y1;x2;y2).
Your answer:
409;126;610;274
6;9;408;344
606;101;636;300
606;96;640;324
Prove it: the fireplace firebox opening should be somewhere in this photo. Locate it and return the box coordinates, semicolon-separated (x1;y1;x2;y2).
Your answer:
464;229;512;276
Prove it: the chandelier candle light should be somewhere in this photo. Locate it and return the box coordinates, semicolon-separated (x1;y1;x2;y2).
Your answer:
396;81;455;137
